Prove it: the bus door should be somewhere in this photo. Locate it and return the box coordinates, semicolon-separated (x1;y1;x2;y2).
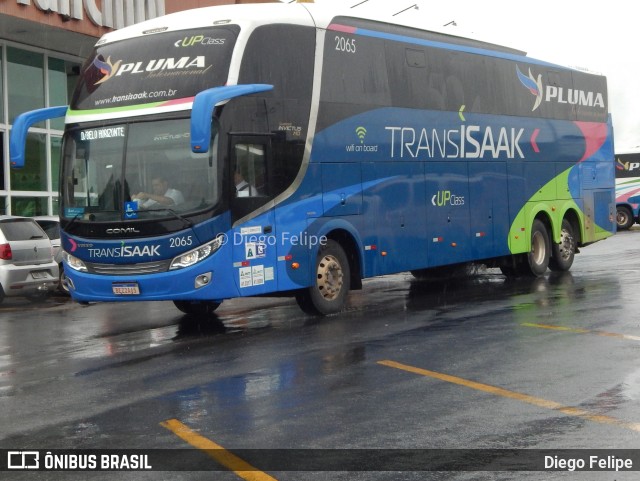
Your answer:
229;134;278;295
425;162;471;267
468;162;509;259
361;162;427;275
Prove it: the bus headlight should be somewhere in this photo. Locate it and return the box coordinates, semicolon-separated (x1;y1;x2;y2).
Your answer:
170;235;225;270
64;252;88;272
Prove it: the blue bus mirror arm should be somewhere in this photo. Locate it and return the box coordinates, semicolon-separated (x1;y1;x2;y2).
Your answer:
10;105;68;169
190;84;273;153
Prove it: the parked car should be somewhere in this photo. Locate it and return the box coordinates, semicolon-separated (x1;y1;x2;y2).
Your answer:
33;215;68;295
0;216;59;302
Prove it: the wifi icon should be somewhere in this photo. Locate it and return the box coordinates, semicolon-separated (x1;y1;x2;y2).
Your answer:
355;126;367;144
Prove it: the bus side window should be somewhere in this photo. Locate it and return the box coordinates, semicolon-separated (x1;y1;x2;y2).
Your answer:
234;143;266;197
230;135;273;222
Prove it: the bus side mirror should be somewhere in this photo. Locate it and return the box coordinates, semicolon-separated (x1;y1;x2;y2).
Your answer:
10;106;68;168
190;84;273;154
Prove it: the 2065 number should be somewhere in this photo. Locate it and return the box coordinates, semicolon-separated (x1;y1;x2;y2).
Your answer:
335;36;356;53
170;236;193;248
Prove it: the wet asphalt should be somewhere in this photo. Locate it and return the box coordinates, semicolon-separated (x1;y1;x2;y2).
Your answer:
2;229;640;480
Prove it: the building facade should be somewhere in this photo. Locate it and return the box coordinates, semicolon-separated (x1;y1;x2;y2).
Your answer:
0;0;273;216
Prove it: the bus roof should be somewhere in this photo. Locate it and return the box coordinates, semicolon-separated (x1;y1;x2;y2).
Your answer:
95;3;526;59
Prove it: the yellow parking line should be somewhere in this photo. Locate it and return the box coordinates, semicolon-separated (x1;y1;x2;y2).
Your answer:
378;360;640;432
522;322;640;341
160;418;278;481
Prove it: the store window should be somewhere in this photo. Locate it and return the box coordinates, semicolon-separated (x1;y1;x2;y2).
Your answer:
7;47;45;126
11;197;47;217
0;48;4;125
51;136;62;192
0;132;4;191
10;133;47;193
48;58;79;131
4;44;81;216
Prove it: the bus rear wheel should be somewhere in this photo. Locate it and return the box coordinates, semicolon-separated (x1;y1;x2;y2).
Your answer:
549;219;575;272
296;240;350;315
524;219;550;277
501;219;550;278
173;300;221;316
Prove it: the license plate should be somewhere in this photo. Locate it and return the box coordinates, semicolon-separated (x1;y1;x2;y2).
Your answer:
31;271;48;279
112;282;140;295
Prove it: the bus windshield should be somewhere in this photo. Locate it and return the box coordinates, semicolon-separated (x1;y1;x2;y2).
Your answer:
60;117;220;221
71;25;239;111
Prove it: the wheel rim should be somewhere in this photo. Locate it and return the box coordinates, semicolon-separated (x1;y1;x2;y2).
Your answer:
557;228;574;261
60;269;70;293
316;254;344;301
531;231;546;266
617;210;629;226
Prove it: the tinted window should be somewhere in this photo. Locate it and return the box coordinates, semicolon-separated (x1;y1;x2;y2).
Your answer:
72;26;239;111
322;31;390;107
236;24;315;197
0;219;46;241
35;220;60;239
319;18;608;126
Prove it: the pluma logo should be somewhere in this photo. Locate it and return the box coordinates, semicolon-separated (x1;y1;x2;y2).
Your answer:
516;65;543;111
92;56;122;85
517;65;605;112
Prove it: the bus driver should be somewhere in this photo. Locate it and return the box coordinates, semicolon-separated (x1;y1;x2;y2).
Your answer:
133;176;185;208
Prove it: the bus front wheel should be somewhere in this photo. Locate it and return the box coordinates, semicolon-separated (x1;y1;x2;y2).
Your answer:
296;240;350;315
173;300;221;316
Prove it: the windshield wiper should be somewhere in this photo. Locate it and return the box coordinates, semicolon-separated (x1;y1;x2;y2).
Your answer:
145;207;193;228
64;212;83;233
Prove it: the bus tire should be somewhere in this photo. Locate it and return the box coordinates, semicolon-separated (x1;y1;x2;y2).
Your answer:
549;219;575;272
58;264;70;295
616;206;634;230
524;219;550;277
295;240;350;315
173;300;221;316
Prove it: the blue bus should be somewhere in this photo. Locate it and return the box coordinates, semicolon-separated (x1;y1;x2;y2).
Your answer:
10;3;615;315
614;152;640;230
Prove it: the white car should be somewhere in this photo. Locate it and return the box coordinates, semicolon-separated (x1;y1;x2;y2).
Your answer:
33;215;68;295
0;216;59;302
